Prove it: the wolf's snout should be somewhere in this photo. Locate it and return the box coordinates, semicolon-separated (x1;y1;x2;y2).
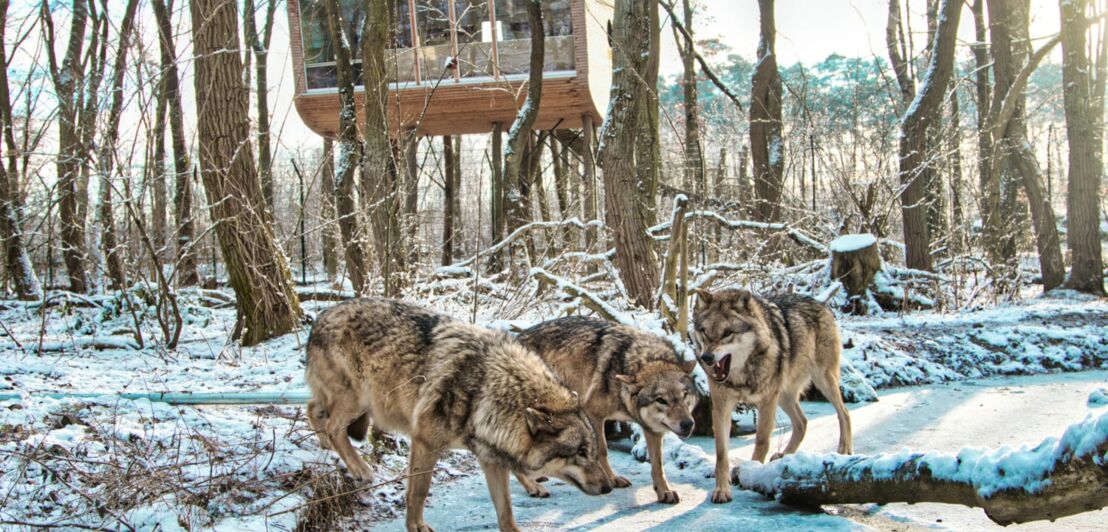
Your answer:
679;419;695;435
699;352;714;364
600;484;613;494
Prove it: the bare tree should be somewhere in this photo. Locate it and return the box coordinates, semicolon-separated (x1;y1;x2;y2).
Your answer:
599;0;661;308
442;135;457;266
190;0;302;344
750;0;784;223
1059;0;1106;295
675;0;703;196
896;0;962;272
322;0;370;293
243;0;278;209
152;0;199;286
94;0;141;290
320;138;339;282
361;0;406;295
42;0;92;292
0;0;40;299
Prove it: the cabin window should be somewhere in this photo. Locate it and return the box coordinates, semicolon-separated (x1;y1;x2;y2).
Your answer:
299;0;575;90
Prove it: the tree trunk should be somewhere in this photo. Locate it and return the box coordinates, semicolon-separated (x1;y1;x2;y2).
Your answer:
1059;0;1106;295
442;135;456;266
95;0;141;291
598;0;661;309
322;0;370;293
320;139;340;282
897;0;962;272
947;90;965;252
190;0;301;345
491;122;504;254
750;0;785;224
0;0;40;299
244;0;278;209
150;63;169;262
634;0;661;219
152;0;198;286
47;0;90;293
678;0;703;197
361;0;406;296
502;2;544;268
581;115;598;250
830;235;881;315
404;132;420;267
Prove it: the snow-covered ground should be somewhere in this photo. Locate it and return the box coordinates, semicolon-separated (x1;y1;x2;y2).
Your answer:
0;288;1106;529
375;370;1108;531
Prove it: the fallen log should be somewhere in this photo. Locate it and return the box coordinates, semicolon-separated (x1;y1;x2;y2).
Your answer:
734;411;1108;525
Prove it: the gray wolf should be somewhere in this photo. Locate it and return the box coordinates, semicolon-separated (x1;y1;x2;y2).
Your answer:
691;288;853;504
305;298;612;531
516;316;698;504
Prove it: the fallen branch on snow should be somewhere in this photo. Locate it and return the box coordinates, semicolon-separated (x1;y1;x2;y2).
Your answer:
648;211;827;253
440;218;604;270
734;411;1108;525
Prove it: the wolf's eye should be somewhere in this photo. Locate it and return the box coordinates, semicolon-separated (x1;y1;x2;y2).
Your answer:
577;444;588;458
654;397;668;406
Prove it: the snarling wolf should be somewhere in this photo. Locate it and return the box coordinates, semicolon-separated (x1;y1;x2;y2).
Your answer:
691;289;853;504
516;316;698;504
305;298;612;531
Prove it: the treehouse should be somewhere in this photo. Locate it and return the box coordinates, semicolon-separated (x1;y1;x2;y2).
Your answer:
288;0;614;137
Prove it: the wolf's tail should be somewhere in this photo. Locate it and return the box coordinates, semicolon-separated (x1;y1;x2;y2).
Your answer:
346;413;370;441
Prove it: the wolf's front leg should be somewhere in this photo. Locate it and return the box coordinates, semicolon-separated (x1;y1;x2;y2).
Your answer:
710;394;736;503
513;471;549;498
590;414;630;488
643;430;678;504
481;461;521;532
405;439;441;532
751;396;779;463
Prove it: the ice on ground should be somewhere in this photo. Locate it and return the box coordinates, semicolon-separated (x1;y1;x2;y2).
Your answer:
1090;387;1108;406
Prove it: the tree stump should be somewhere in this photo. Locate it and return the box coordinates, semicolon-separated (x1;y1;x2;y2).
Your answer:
830;234;880;315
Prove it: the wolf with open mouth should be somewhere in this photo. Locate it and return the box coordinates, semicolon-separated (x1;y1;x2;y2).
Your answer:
691;288;854;504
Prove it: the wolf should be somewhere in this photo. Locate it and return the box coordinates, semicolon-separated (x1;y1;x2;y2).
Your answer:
304;298;612;532
515;316;698;504
691;288;853;504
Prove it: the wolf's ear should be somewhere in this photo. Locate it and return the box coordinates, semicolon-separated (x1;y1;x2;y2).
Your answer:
524;407;558;437
614;374;639;393
679;357;698;374
692;288;712;311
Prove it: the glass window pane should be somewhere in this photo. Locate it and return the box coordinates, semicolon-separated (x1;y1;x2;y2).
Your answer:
416;0;454;82
300;0;369;88
494;0;574;75
453;0;496;78
389;0;418;82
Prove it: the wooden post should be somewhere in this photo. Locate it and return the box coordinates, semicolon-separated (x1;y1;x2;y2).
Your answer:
491;122;504;268
442;135;456;266
581;114;597;250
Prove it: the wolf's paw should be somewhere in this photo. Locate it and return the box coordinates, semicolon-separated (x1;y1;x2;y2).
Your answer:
611;475;631;488
407;522;434;532
710;487;732;504
656;489;680;504
838;443;853;455
525;483;550;498
535;476;549;483
770;452;786;461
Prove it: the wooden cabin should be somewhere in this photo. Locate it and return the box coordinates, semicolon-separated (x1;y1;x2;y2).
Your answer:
287;0;615;137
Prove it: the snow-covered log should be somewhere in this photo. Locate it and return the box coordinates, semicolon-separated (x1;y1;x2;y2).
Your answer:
735;411;1108;525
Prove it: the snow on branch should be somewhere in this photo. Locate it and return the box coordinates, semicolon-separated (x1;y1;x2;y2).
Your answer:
530;267;633;325
735;411;1108;525
438;218;604;271
648;211;827;253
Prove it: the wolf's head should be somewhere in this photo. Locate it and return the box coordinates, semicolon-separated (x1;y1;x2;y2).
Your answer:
691;288;767;383
520;401;613;495
615;364;697;437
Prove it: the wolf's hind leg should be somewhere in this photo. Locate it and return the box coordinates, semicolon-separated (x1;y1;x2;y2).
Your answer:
589;414;630;488
514;471;549;498
811;367;853;454
323;401;374;482
772;392;807;460
405;439;442;532
307;398;332;450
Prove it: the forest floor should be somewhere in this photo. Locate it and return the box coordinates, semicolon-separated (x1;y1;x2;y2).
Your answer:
0;288;1105;530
